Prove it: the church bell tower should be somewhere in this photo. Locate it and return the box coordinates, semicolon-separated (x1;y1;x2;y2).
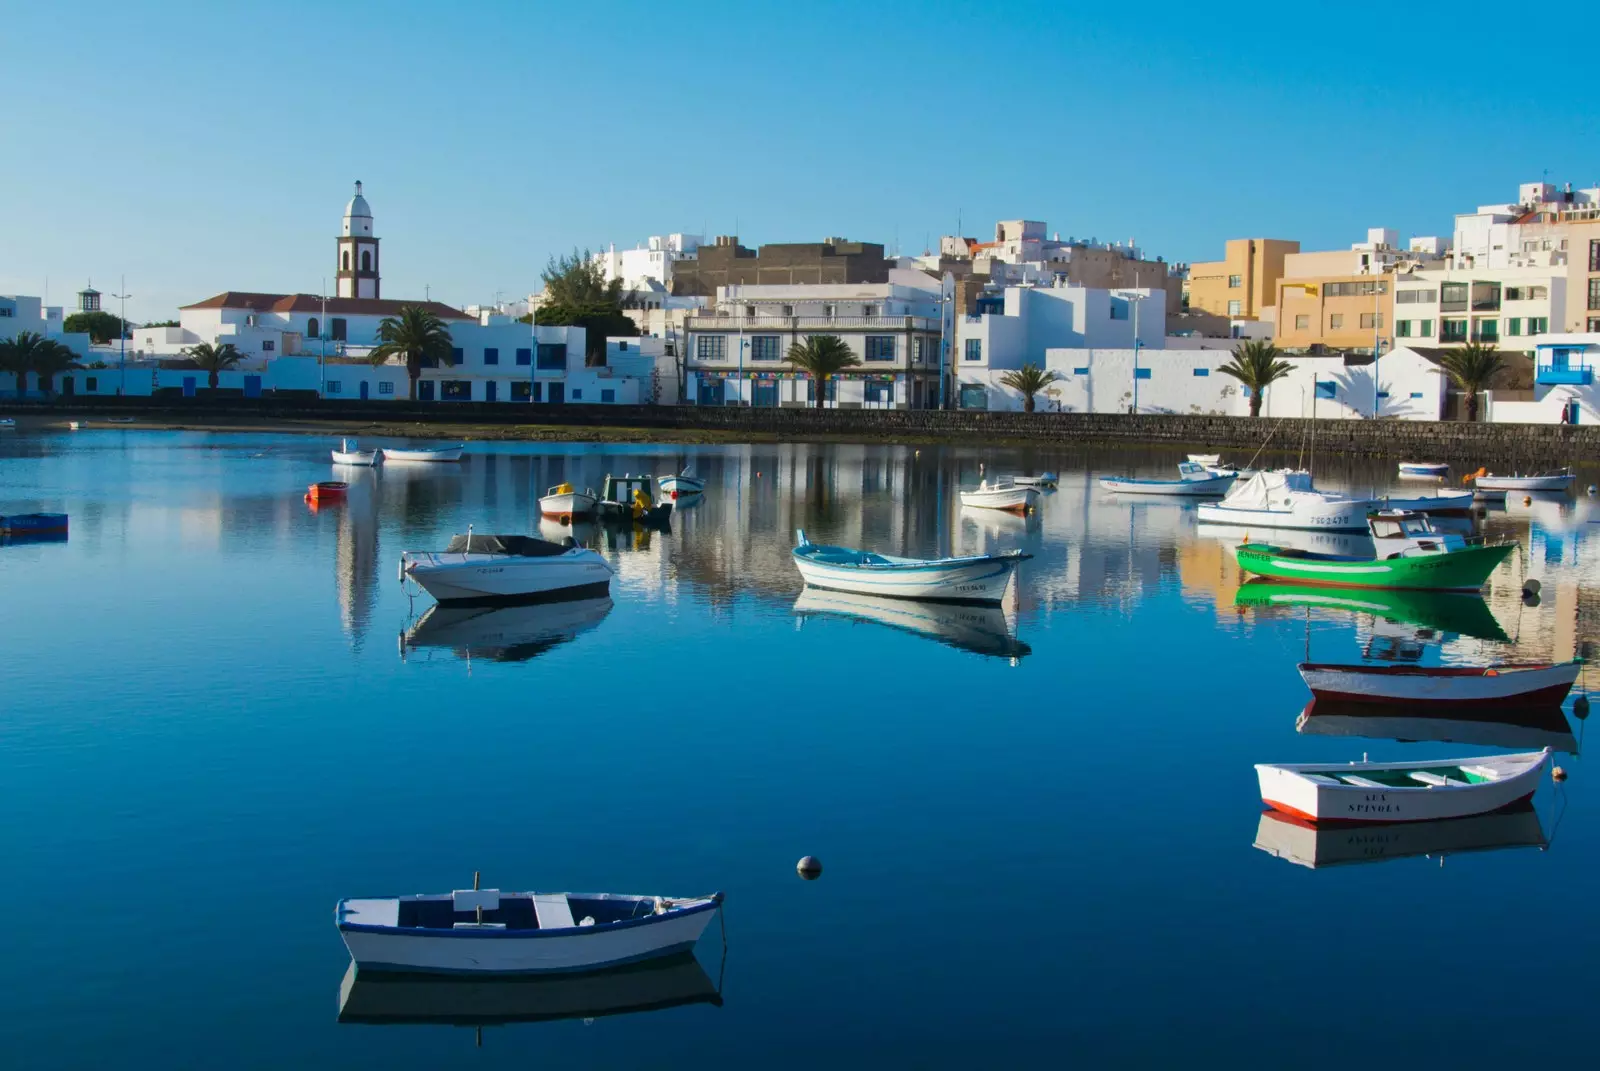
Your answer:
336;181;380;299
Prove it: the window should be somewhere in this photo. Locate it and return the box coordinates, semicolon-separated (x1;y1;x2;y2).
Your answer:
307;317;319;337
1590;318;1600;332
1324;281;1388;297
1441;319;1467;342
1529;317;1548;334
864;378;892;403
438;380;470;400
1359;312;1382;329
744;305;755;317
1228;274;1242;288
1507;318;1522;336
695;335;726;361
1329;313;1344;329
1192;367;1210;377
0;307;12;317
379;381;394;395
1294;314;1310;330
750;335;781;361
360;250;371;272
865;336;895;361
341;251;350;271
782;305;794;317
533;381;544;402
1377;391;1390;398
515;347;531;366
1396;320;1412;337
484;347;499;365
823;304;836;318
1419;320;1433;336
616;340;628;351
806;377;838;404
1531;286;1548;299
1440;282;1469;311
1590;239;1600;272
601;389;615;403
572;389;582;400
1396;289;1437;304
1109;303;1128;320
262;340;275;351
862;305;878;317
965;339;982;362
330;318;347;341
326;381;341;394
511;381;532;401
1315;381;1336;399
1073;366;1090;375
958;383;987;409
1589;278;1600;311
1504;286;1547;301
1227;300;1241;316
86;377;97;391
1134;367;1151;380
1473;319;1499;341
536;343;568;370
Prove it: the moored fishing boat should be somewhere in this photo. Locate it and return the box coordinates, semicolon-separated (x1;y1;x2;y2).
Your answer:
336;884;724;975
1255;748;1551;824
1196;470;1376;531
656;466;705;497
1235;510;1515;591
596;474;672;526
1297;659;1580;708
1011;472;1058;488
306;480;349;504
1253;802;1547;868
539;482;597;520
0;417;16;428
793;529;1028;604
1100;461;1235;496
1473;468;1575;492
958;478;1039;513
383;444;465;463
1377;488;1475;514
0;512;69;536
332;438;380;465
1397;461;1449;478
400;532;613;605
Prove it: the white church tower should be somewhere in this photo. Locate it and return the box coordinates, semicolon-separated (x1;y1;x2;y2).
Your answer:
336;181;380;299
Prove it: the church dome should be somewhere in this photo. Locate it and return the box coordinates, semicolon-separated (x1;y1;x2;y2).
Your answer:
344;180;372;220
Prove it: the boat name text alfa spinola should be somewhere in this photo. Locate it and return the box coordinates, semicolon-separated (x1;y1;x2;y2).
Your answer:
1348;794;1398;815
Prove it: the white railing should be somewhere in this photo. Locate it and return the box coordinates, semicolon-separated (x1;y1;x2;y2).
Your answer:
685;315;938;331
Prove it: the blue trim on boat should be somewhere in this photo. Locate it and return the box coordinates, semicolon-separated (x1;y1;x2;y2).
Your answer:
337;895;722;938
792;548;1031;571
351;941;704;976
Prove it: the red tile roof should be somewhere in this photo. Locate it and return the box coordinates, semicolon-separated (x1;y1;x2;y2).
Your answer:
179;291;472;319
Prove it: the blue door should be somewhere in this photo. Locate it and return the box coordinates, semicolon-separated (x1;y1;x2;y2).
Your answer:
752;382;778;407
418;380;435;401
244;375;262;398
182;376;196;398
485;381;497;402
1568;401;1580;425
359;381;369;400
548;382;565;404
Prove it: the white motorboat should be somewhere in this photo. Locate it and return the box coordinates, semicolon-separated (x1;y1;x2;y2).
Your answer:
1010;472;1058;488
957;478;1039;513
657;466;705;496
1397;461;1449;479
1377;488;1475;514
401;597;614;663
1196;469;1377;532
67;421;82;430
538;482;597;520
1297;660;1580;709
400;533;613;605
1473;469;1575;492
332;438;380;466
793;529;1028;604
383;444;465;462
1187;453;1222;467
1255;748;1551;824
1100;461;1236;496
1253;803;1547;869
0;418;15;428
336;885;724;975
792;586;1030;660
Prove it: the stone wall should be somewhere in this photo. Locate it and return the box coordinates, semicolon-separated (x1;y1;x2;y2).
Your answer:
7;396;1599;461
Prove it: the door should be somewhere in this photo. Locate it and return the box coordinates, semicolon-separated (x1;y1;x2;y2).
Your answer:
359;381;369;400
752;382;778;407
485;381;497;402
244;375;262;398
182;376;196;398
548;382;565;404
62;377;75;397
418;380;435;401
1567;400;1580;425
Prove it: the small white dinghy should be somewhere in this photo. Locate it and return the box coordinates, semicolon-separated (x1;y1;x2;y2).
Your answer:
958;477;1039;513
401;532;613;605
793;529;1028;604
1256;748;1551;824
1298;660;1580;709
1101;461;1236;496
1473;469;1574;492
1187;453;1222;467
657;465;705;497
539;482;597;520
383;444;465;463
1377;488;1475;514
332;438;380;466
1010;472;1058;489
1398;461;1449;479
336;884;724;976
0;418;15;428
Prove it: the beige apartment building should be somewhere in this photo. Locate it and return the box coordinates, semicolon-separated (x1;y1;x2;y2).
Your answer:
1273;273;1394;353
1185;238;1299;320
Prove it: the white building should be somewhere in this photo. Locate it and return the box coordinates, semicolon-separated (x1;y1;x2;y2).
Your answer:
683;277;949;409
1392;265;1565;348
1486;333;1600;425
592;234;703;294
955;284;1166;374
1;293;94;397
1452;181;1600;270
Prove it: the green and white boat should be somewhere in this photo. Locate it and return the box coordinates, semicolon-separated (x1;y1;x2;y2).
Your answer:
1235;510;1515;592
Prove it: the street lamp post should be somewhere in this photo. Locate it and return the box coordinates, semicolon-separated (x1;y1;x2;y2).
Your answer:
109;277;131;396
1118;290;1147;413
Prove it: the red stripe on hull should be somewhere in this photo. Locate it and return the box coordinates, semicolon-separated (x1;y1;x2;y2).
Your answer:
1307;682;1575;708
1262;791;1537;826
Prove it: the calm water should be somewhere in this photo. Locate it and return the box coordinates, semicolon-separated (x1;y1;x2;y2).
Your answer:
3;430;1599;1067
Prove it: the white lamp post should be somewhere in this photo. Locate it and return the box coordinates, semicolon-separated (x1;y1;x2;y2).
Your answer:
109;278;131;396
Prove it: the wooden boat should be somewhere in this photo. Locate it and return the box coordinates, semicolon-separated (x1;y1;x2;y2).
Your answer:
1100;461;1235;496
656;465;705;497
401;597;614;663
1253;802;1547;868
596;474;672;526
1296;697;1579;753
0;512;69;537
306;480;349;503
539;482;598;520
383;444;465;462
332;438;380;465
793;529;1028;604
1255;748;1551;824
958;478;1039;513
400;533;613;606
336;885;724;975
1473;469;1575;492
792;586;1031;660
1378;489;1475;514
1187;453;1221;467
1298;659;1580;708
1197;470;1376;532
1232;582;1509;641
337;952;721;1025
1236;510;1515;591
1010;472;1058;488
1398;461;1449;478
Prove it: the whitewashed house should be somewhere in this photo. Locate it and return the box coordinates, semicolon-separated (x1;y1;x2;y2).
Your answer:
1;293;94;397
1486;333;1600;424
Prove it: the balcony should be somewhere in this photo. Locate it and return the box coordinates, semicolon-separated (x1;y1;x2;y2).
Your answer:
685;314;938;331
1537;363;1592;385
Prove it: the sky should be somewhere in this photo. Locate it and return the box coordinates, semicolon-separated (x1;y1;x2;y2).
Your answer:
3;0;1598;323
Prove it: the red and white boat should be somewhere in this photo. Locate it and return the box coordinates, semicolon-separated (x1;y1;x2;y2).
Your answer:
1297;660;1580;708
1255;749;1552;824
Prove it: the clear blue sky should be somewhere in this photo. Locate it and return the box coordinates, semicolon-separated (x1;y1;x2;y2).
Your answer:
3;0;1597;323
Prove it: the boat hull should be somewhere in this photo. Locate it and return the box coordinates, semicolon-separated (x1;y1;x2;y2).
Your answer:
1298;661;1579;707
1398;462;1449;478
1235;541;1513;591
794;552;1023;604
539;491;597;519
402;552;613;606
657;475;705;494
1475;474;1573;492
1379;490;1475;514
958;486;1039;513
1197;499;1375;532
1100;474;1235;496
1011;473;1057;488
332;451;380;465
384;447;465;462
1255;750;1550;824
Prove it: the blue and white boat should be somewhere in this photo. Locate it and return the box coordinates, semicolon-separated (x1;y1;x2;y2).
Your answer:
337;885;724;975
1099;461;1236;496
0;512;68;536
792;529;1028;604
1398;461;1449;479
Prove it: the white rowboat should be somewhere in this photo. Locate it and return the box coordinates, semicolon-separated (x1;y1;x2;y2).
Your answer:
1010;472;1058;488
337;887;723;975
400;533;613;605
958;479;1039;513
1474;470;1574;492
1101;461;1236;496
657;466;705;496
1187;453;1222;467
1255;748;1551;824
539;483;597;519
793;529;1028;604
383;444;465;462
332;438;380;466
1297;660;1580;708
1398;461;1449;478
1378;489;1475;514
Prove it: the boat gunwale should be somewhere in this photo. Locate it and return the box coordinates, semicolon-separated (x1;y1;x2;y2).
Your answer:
792;546;1030;571
1299;660;1576;678
337;893;722;938
1256;748;1550;779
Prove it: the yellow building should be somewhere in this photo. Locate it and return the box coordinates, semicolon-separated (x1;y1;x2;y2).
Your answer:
1186;238;1300;320
1274;273;1395;354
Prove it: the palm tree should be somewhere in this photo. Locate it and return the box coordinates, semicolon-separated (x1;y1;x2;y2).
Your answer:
1435;341;1506;422
369;306;454;400
185;342;246;390
0;330;50;397
997;362;1061;413
785;335;861;409
1217;339;1296;417
27;339;80;394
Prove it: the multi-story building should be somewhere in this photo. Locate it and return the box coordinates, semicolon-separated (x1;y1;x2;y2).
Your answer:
683;280;946;409
1389;266;1564;348
669;236;892;297
592;234;703;294
1274;273;1394;354
1185;238;1300;321
1282;228;1448;279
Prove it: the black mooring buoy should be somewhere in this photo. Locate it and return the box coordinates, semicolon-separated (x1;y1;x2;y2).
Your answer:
1574;695;1591;720
796;856;823;880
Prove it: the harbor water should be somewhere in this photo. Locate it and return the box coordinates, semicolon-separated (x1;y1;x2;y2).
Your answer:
2;430;1598;1067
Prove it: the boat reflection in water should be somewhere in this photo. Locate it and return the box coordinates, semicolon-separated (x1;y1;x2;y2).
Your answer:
337;952;721;1026
792;587;1030;662
538;517;597;546
1233;581;1510;642
1253;801;1548;869
1296;697;1579;753
1199;523;1375;559
400;596;613;663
